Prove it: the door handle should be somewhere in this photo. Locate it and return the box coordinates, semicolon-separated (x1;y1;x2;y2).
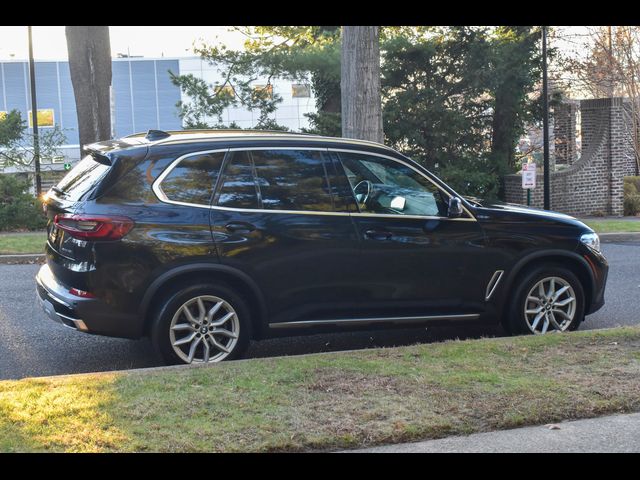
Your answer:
225;222;256;233
365;229;393;240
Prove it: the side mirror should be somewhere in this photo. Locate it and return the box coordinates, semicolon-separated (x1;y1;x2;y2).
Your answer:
448;196;464;218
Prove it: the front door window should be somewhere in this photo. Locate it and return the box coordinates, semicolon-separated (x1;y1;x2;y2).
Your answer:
337;151;451;217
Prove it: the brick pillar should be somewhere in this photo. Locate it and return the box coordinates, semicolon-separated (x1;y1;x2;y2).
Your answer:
609;98;637;216
579;97;637;216
553;100;578;166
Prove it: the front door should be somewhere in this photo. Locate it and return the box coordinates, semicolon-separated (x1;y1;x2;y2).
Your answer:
333;150;491;320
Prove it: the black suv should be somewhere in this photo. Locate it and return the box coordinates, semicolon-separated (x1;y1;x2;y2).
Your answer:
36;130;608;364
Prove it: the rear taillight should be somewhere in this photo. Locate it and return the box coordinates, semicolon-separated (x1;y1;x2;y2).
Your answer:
54;214;134;241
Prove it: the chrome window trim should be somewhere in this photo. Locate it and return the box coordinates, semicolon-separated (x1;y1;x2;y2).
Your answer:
152;147;229;206
152;146;476;222
228;146;329;152
269;313;481;329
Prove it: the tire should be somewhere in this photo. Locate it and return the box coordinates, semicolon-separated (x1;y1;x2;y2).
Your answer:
151;282;251;365
506;264;585;335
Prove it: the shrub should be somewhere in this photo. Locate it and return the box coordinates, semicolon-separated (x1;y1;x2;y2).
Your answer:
0;174;47;231
625;175;640;193
438;161;501;201
623;176;640;216
624;195;640;216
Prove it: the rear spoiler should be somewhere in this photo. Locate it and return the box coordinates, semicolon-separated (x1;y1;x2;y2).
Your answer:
83;145;112;166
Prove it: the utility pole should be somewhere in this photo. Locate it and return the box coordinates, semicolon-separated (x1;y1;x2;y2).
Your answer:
27;26;42;196
542;26;550;211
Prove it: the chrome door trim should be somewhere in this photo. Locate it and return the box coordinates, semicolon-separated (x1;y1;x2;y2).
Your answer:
485;270;504;301
269;313;481;329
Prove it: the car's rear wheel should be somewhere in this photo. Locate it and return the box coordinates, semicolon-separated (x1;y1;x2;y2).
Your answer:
507;265;585;335
151;283;251;365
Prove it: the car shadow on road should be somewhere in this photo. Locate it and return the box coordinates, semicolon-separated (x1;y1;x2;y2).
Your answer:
244;324;507;360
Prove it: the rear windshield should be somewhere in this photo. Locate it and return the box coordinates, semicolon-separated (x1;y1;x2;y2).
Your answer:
54;154;111;202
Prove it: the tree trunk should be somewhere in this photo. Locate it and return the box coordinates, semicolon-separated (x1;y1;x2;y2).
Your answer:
340;26;383;143
65;26;112;156
491;85;518;173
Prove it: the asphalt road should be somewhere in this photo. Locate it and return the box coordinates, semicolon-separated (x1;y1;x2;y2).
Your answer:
1;242;638;380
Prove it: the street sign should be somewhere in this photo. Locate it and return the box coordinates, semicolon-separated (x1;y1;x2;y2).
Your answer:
522;162;536;189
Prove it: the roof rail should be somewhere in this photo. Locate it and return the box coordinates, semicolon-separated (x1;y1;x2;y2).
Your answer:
124;128;318;139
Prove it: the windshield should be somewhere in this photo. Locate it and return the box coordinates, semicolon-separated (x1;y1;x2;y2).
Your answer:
53;154;111;202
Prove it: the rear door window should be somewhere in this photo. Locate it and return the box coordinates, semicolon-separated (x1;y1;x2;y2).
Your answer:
251;149;338;212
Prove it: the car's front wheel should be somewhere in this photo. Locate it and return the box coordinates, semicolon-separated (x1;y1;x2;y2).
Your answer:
151;283;251;364
507;265;585;335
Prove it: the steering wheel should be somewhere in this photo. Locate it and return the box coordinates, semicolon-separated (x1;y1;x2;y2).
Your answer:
353;180;373;208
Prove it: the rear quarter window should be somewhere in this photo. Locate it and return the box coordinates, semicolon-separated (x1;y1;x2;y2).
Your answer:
54;155;111;202
159;152;226;205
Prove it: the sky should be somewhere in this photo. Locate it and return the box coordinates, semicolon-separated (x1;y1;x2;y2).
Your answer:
0;26;248;60
0;26;595;62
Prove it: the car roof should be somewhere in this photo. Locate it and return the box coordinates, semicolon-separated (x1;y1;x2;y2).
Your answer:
87;129;395;153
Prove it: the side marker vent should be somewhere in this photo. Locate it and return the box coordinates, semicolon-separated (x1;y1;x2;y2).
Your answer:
485;270;505;301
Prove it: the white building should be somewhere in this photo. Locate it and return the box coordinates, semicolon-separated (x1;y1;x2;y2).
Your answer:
177;57;316;131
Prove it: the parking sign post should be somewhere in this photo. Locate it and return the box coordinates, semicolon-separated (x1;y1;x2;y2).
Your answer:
522;162;536;206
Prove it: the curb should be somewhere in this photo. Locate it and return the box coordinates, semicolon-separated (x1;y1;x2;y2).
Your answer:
0;254;45;265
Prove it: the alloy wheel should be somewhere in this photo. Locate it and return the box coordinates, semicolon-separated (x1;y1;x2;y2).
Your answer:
524;276;577;334
169;295;240;363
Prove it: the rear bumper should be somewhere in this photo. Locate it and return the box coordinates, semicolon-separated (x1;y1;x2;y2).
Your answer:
36;263;142;338
36;264;90;332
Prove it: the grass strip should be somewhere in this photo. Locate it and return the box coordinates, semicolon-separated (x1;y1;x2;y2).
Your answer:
583;219;640;233
0;232;46;255
1;326;639;452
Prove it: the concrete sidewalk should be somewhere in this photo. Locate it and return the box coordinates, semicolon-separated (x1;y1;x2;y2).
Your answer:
347;412;640;453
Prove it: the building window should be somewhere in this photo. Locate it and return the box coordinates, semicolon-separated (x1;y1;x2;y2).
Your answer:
291;84;311;98
28;109;55;128
252;84;273;100
214;84;236;99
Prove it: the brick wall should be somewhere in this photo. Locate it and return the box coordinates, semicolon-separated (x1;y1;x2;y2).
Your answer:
505;97;637;217
553;100;579;166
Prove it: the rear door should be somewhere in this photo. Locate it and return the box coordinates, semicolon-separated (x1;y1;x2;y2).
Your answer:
210;147;361;326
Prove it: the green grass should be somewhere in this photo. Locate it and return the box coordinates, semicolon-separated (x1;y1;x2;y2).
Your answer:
1;326;640;452
582;219;640;233
0;232;46;255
